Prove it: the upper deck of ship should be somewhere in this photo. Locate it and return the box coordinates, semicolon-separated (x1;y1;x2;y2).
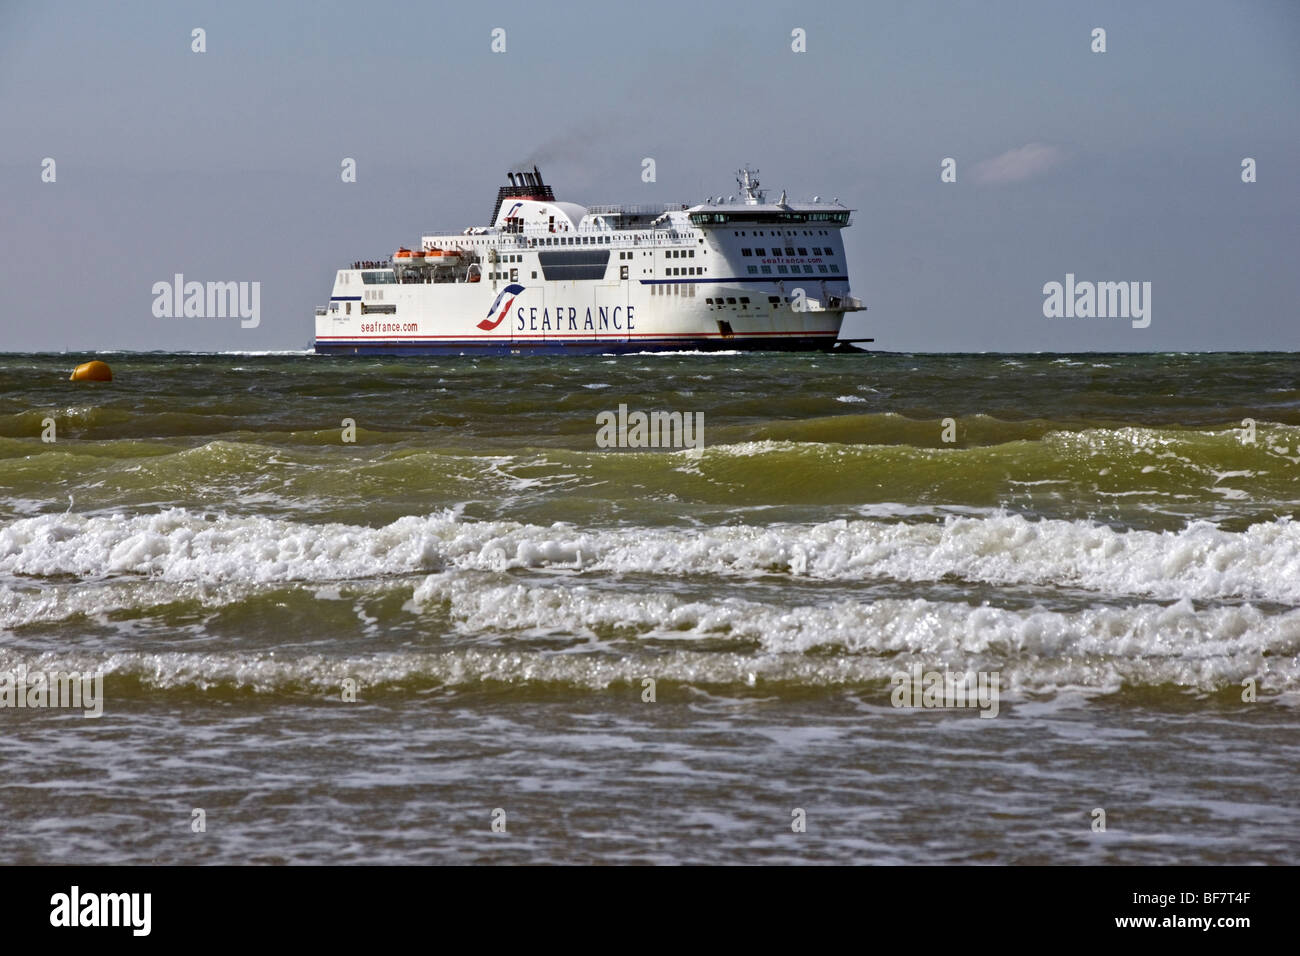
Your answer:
334;165;856;297
414;165;852;247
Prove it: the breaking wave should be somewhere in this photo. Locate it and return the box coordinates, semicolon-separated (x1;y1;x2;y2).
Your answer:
2;508;1300;604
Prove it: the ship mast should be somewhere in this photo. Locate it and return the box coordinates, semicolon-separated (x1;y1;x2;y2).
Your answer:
736;165;765;205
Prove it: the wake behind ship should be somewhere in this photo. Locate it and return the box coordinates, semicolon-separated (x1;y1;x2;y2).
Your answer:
313;166;866;355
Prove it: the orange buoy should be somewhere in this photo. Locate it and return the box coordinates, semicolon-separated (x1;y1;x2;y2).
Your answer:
69;360;112;382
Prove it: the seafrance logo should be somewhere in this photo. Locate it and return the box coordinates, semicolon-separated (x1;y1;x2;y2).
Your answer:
478;283;525;331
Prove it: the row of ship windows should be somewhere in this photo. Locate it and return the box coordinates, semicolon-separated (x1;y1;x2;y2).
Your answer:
483;261;837;277
707;295;799;309
534;235;610;246
732;230;834;237
747;264;840;274
708;296;752;309
616;249;697;260
452;236;615;247
464;234;703;244
649;290;819;308
616;250;697;260
742;246;834;257
464;236;711;251
692;212;847;225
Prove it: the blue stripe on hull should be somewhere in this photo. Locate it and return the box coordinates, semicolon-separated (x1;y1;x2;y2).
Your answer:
314;337;843;356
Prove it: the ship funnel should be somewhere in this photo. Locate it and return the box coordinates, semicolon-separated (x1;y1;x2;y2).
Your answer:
492;167;557;222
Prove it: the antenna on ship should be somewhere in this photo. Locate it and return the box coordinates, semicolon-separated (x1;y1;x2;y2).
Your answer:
737;165;764;205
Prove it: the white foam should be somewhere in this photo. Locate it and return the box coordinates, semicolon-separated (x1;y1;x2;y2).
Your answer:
3;509;1299;605
410;575;1300;692
2;580;1294;694
0;579;216;629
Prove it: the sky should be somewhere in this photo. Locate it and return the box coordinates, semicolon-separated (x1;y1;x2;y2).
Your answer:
0;0;1297;352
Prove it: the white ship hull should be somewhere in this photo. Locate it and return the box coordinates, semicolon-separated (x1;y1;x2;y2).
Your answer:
316;277;853;355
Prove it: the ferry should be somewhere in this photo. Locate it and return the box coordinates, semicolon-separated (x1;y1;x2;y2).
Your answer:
313;165;867;355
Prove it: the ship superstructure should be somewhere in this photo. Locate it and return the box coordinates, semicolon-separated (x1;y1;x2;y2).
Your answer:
313;165;865;355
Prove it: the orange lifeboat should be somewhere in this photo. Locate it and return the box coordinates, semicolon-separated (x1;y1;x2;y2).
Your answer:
424;247;463;267
392;247;416;267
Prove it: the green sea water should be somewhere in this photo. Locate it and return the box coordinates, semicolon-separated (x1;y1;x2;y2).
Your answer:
1;351;1297;863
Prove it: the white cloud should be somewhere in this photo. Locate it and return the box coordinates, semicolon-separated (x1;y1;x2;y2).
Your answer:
971;142;1064;184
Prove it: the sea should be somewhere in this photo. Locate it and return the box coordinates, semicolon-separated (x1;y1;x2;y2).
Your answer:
1;351;1297;864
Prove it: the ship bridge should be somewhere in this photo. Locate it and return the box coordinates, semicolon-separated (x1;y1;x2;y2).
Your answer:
686;204;851;227
686;165;851;227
